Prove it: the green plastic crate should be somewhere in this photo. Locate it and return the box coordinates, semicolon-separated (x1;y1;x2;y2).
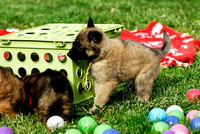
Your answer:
0;23;123;104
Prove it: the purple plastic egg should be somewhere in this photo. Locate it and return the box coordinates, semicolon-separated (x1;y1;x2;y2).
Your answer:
0;126;14;134
162;130;175;134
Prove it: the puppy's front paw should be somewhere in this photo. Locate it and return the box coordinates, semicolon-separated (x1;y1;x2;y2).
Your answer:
38;114;48;125
138;95;150;102
137;89;151;102
10;112;19;118
88;106;97;114
88;110;94;114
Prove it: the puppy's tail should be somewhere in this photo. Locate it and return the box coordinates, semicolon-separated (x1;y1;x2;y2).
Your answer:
160;30;171;57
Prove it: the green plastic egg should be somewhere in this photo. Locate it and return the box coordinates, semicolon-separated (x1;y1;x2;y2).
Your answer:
65;129;82;134
94;124;112;134
151;122;170;133
195;111;200;117
78;116;97;133
167;110;185;121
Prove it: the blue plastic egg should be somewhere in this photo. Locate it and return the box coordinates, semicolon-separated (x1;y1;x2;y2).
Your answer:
190;116;200;130
103;128;119;134
164;115;180;126
148;108;167;122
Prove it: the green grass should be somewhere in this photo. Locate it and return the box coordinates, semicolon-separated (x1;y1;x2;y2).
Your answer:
1;0;200;133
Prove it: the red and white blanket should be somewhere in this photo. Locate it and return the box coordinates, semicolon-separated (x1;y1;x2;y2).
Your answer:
1;22;200;67
0;28;19;36
120;21;200;67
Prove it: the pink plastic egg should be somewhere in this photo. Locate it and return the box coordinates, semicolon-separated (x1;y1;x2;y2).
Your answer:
170;124;189;134
186;110;198;120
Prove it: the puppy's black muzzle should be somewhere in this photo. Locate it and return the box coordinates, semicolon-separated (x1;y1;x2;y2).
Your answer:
67;51;72;59
67;50;79;60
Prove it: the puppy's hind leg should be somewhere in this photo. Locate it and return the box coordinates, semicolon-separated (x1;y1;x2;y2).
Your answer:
60;94;73;120
0;101;18;117
135;65;159;102
90;80;118;113
37;91;57;124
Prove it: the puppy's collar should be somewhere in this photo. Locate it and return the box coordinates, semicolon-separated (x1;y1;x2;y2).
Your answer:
29;94;31;105
82;62;93;89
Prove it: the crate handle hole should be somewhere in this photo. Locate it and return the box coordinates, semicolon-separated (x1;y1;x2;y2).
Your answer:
41;28;50;30
31;52;39;62
66;34;75;36
77;82;84;94
40;33;48;35
86;80;92;91
18;33;25;36
4;51;12;61
5;67;14;75
62;26;68;28
17;52;26;62
18;67;26;77
60;69;68;77
44;53;53;63
58;53;67;63
26;32;35;34
31;68;40;74
76;67;83;78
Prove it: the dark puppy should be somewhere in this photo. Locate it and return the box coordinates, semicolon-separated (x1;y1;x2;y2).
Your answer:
67;18;171;113
0;67;26;117
22;69;73;124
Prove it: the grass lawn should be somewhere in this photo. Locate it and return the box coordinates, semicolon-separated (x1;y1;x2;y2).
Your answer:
1;0;200;133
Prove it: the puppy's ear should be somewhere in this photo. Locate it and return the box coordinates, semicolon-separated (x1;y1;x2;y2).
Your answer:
88;31;102;43
87;17;95;28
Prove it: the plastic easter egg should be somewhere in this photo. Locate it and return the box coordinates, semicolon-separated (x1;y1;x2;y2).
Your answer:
0;126;14;134
166;105;183;114
162;130;175;134
46;116;64;130
65;129;82;134
186;110;198;120
170;124;189;134
167;110;185;121
94;124;112;134
148;108;167;122
163;115;180;126
103;128;119;134
195;111;200;117
190;116;200;131
78;116;97;133
186;89;200;103
151;122;170;134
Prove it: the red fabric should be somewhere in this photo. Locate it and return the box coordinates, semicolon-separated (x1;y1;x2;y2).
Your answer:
0;29;11;36
0;29;19;59
0;28;19;36
120;21;200;67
